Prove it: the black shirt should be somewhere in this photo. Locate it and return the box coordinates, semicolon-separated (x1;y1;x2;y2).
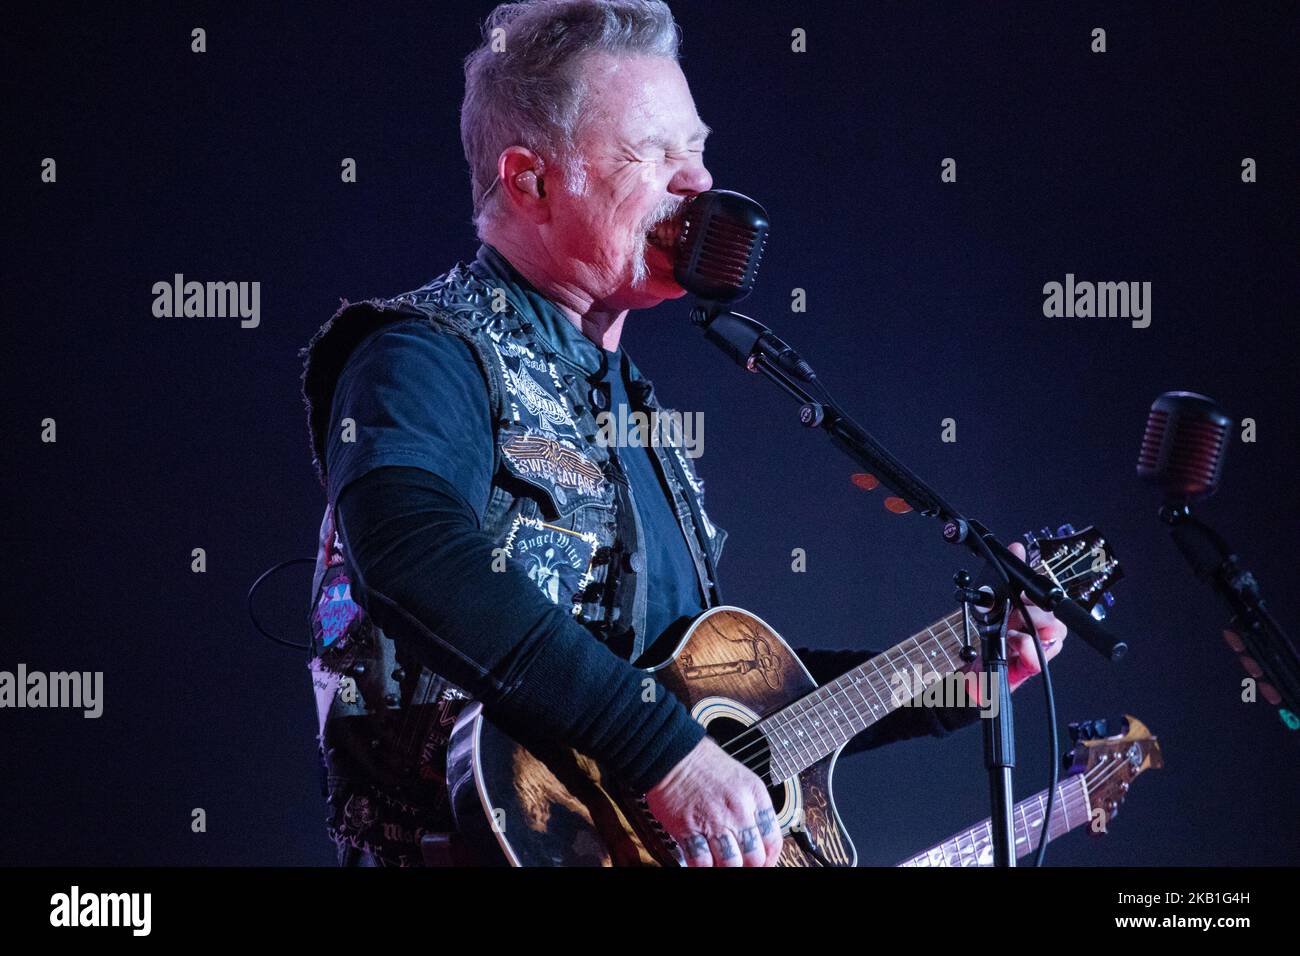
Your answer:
596;346;706;654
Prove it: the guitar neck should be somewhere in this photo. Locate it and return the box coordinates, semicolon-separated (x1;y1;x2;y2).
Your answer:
896;774;1091;867
762;610;973;781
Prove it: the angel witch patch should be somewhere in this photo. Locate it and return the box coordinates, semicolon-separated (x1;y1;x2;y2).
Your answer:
502;515;598;613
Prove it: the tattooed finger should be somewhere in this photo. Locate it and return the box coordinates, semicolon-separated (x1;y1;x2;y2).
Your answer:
712;831;741;866
683;832;711;865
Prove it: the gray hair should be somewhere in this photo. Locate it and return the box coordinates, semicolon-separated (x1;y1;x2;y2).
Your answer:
461;0;681;234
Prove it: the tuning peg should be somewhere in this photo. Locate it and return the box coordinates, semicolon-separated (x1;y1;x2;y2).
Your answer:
1068;718;1108;742
850;473;879;492
884;497;913;514
1056;523;1076;536
1222;629;1245;652
1090;594;1116;620
1260;682;1282;706
1239;655;1263;679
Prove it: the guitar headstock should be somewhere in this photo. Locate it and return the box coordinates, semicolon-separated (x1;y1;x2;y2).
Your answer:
1064;715;1163;831
1024;523;1124;620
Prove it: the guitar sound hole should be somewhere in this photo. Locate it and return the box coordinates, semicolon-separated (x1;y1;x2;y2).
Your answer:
706;716;787;818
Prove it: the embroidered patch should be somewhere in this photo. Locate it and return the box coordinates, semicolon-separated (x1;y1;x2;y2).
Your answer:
314;575;360;649
487;327;577;433
342;793;377;833
502;515;598;613
508;364;571;425
501;431;609;510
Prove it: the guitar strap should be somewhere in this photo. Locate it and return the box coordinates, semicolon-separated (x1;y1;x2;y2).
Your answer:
664;447;723;608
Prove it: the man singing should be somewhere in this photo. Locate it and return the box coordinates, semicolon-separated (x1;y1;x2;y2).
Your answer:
299;0;1067;867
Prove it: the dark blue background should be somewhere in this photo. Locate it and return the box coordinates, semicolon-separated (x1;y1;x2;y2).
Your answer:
6;0;1298;865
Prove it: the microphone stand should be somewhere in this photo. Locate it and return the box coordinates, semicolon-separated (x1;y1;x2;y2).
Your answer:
690;301;1128;866
1161;503;1300;732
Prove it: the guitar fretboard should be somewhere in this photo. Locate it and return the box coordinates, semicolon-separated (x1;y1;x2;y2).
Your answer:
761;610;975;782
896;774;1091;867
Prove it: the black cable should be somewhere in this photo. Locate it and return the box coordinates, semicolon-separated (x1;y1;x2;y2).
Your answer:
1007;588;1056;867
964;529;1057;866
247;557;317;653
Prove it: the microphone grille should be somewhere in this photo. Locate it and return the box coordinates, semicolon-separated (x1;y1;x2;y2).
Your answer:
1137;391;1231;502
674;190;769;303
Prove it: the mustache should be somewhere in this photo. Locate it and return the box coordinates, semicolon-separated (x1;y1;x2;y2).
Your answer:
639;196;686;234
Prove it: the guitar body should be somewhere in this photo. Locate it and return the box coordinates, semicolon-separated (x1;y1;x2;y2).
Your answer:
443;524;1123;867
447;606;856;866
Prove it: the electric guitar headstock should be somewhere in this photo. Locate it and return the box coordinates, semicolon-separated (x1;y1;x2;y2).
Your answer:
1023;523;1124;619
1064;714;1164;833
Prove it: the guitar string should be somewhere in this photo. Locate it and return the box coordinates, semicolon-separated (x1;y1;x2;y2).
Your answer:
717;546;1087;776
719;601;987;771
660;721;1136;864
724;629;951;772
732;544;1092;773
973;750;1135;865
1053;566;1103;586
723;625;961;775
731;546;1073;765
713;757;1128;868
904;757;1124;866
934;758;1127;864
903;753;1133;865
724;625;964;774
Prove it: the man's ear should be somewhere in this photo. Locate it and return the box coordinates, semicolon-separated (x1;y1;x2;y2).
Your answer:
497;147;549;221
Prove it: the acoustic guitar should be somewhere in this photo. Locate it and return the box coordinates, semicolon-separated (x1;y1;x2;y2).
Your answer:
447;524;1122;866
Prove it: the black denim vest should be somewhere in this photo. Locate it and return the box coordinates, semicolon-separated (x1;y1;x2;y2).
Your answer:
298;245;726;864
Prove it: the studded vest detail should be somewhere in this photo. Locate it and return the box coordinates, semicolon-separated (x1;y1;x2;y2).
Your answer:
298;247;726;864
